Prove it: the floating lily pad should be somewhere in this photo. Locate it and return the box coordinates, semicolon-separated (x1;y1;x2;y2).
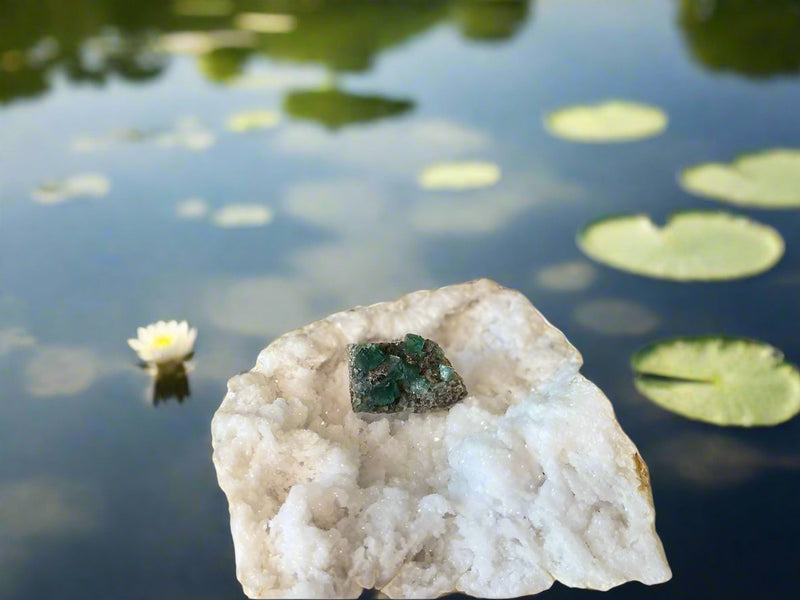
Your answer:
632;337;800;426
234;13;297;34
680;149;800;208
417;161;501;190
226;109;280;132
578;211;784;281
155;117;216;151
545;100;667;143
158;30;256;55
31;173;110;205
211;204;274;228
175;198;208;219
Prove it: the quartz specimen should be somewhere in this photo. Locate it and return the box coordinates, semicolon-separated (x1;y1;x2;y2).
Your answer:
348;334;467;413
211;279;672;599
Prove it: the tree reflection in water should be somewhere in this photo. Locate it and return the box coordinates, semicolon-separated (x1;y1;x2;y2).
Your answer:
0;0;533;106
679;0;800;78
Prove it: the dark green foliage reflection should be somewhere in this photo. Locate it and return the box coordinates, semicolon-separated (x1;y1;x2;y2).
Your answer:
0;0;532;105
283;87;414;129
151;362;191;406
0;0;170;103
679;0;800;78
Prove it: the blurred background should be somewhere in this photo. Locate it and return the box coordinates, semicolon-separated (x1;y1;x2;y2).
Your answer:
1;0;799;598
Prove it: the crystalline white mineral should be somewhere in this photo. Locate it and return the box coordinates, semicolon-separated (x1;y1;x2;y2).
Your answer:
211;279;671;599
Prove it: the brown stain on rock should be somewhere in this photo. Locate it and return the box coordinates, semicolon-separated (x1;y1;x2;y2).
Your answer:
633;452;654;501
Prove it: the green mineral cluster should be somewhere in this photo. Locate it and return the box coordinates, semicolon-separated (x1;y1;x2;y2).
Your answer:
348;334;468;413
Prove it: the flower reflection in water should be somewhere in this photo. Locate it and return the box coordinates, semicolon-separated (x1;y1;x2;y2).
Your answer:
146;360;192;407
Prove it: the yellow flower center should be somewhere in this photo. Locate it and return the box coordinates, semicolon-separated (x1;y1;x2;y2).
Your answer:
154;335;174;348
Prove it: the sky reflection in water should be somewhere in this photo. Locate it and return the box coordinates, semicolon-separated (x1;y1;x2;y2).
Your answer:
1;0;800;599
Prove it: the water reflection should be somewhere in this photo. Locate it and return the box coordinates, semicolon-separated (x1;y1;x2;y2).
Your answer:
646;432;800;489
0;0;169;103
272;118;490;176
175;198;209;219
411;170;581;233
203;276;319;337
31;173;110;205
535;261;597;292
24;346;101;398
0;478;101;596
210;204;274;228
0;328;36;358
284;87;413;129
148;361;192;406
679;0;800;78
573;299;660;335
449;0;532;41
234;12;297;34
1;0;532;105
172;0;234;18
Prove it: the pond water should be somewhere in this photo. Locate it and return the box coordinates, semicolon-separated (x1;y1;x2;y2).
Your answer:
1;0;800;598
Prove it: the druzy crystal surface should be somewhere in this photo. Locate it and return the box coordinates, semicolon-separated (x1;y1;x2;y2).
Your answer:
211;279;671;599
348;334;468;413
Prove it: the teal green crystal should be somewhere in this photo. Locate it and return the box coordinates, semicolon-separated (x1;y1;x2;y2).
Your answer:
354;345;386;371
404;333;425;355
348;334;468;413
439;364;454;381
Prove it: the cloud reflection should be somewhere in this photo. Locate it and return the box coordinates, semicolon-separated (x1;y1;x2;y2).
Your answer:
535;261;597;292
573;299;659;335
0;478;101;594
284;179;386;233
204;276;318;338
272;119;489;176
24;346;100;397
410;170;581;234
206;160;582;340
0;327;36;358
645;432;800;490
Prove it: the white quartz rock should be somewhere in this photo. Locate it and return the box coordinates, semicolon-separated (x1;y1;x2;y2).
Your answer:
211;279;671;599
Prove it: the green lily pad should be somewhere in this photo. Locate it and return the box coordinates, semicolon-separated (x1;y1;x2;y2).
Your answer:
544;100;667;143
578;211;784;281
632;337;800;426
680;149;800;208
226;109;280;132
417;161;501;190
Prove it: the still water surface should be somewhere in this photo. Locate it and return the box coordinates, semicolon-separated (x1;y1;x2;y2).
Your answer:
1;1;800;598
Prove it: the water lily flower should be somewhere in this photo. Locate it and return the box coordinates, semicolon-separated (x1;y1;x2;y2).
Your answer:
128;320;197;365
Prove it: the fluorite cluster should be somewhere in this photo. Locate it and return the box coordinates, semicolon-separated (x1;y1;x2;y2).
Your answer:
348;334;468;413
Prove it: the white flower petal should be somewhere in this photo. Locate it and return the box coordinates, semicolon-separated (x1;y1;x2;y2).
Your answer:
128;320;197;364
